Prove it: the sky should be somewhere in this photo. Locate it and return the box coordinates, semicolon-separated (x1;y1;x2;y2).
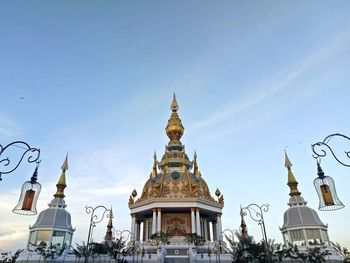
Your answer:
1;0;350;252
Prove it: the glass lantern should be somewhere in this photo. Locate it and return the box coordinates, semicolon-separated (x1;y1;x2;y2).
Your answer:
13;166;42;215
314;163;344;211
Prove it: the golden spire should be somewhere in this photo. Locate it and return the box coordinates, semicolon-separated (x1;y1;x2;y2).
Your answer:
108;207;113;227
105;207;113;241
193;151;199;176
284;151;301;197
165;94;184;143
240;205;245;225
152;151;158;177
171;93;179;111
54;154;68;198
240;205;247;240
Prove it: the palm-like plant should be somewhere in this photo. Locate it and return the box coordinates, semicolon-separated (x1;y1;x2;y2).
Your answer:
184;233;205;247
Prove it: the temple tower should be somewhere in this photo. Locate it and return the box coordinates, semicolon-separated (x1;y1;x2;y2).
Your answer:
128;95;225;242
280;152;330;247
27;155;74;249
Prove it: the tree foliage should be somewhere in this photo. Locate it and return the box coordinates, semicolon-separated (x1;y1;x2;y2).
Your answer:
184;233;205;247
150;231;172;245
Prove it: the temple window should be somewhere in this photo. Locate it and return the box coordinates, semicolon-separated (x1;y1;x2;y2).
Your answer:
289;230;305;246
51;231;66;248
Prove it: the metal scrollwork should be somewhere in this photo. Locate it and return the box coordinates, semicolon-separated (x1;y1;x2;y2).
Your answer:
243;203;270;262
0;141;40;181
311;133;350;167
242;203;269;225
84;205;112;263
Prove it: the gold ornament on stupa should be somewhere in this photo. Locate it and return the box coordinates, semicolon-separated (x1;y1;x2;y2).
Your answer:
284;151;301;197
54;154;68;199
165;94;184;143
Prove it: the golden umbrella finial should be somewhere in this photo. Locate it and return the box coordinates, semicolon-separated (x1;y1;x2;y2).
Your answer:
54;154;68;198
171;93;179;112
284;151;301;197
165;94;184;143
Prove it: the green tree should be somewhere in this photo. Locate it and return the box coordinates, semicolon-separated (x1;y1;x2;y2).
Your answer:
184;233;205;247
306;246;330;263
150;231;172;245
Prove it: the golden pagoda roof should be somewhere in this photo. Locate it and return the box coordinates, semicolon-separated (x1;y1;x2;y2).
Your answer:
165;94;184;144
54;154;68;199
284;151;301;197
132;95;218;204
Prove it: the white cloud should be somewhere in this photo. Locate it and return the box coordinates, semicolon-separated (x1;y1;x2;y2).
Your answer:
189;27;350;138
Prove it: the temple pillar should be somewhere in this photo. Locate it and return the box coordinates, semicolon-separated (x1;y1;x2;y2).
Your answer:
191;208;196;233
216;213;222;240
212;222;217;241
196;208;201;236
131;214;136;235
136;222;141;241
157;208;162;232
152;208;157;234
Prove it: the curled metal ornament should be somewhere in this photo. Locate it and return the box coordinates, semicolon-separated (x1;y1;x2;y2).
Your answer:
242;203;269;224
311;133;350;167
220;229;239;243
115;229;135;243
0;141;41;181
85;205;111;226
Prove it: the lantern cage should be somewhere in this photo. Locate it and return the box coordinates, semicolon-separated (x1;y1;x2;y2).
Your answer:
13;166;42;215
314;163;344;211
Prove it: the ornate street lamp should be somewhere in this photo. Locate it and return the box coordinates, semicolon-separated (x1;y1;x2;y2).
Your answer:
0;141;41;215
12;165;42;215
242;203;270;262
311;133;349;211
84;205;112;263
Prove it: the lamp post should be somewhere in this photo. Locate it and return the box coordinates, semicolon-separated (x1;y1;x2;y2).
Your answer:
311;133;349;211
0;141;41;215
242;203;270;262
84;205;112;263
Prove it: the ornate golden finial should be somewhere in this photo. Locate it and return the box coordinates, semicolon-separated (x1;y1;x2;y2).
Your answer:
240;205;247;240
240;205;245;225
108;207;113;226
152;151;157;177
165;94;184;143
132;189;137;198
284;151;301;197
171;93;179;112
193;151;199;176
128;195;134;205
215;188;221;197
105;207;113;241
284;151;292;169
219;195;224;204
54;155;68;198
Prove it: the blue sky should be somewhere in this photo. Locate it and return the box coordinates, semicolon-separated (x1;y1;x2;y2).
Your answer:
1;0;350;251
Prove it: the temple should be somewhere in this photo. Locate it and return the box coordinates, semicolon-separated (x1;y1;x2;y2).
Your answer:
17;156;76;262
27;155;74;250
280;152;342;261
127;95;231;262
